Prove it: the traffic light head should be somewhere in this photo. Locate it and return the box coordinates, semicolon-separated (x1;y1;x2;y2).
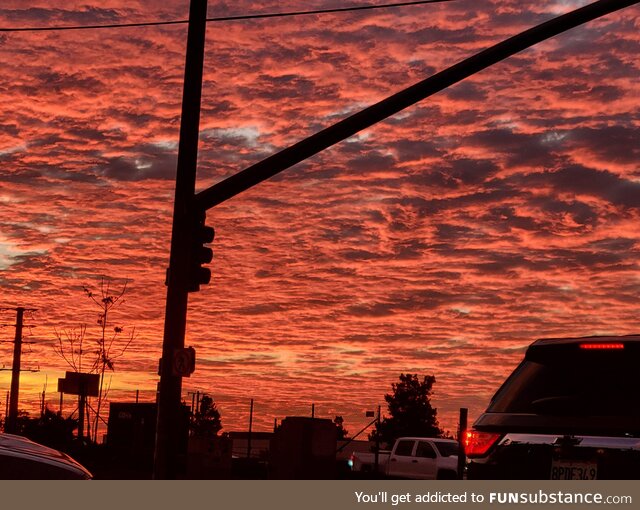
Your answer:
187;210;215;292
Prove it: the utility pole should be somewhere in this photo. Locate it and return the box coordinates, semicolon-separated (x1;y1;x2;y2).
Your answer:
153;0;207;480
3;307;37;433
6;307;24;433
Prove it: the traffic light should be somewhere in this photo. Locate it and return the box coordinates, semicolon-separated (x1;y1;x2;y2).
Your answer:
187;210;215;292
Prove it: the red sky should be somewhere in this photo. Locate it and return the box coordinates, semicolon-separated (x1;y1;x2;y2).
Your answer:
0;0;639;436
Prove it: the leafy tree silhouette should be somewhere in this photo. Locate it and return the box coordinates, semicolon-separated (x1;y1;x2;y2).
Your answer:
370;373;443;447
190;395;222;437
334;415;349;439
15;407;78;452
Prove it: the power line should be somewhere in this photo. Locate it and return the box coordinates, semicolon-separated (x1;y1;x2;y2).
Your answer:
0;0;453;33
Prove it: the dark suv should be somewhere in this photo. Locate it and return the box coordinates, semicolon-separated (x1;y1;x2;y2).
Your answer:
466;335;640;479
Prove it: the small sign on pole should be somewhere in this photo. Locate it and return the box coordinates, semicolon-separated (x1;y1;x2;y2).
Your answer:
171;347;196;377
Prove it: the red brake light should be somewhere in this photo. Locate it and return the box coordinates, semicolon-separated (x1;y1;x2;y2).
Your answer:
464;430;501;457
579;342;624;350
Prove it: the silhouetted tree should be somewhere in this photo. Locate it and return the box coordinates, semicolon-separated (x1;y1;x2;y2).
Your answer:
370;373;443;447
53;277;136;443
334;415;349;439
191;395;222;437
15;407;78;452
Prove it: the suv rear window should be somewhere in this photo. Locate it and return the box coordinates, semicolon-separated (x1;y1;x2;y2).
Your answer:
488;349;640;416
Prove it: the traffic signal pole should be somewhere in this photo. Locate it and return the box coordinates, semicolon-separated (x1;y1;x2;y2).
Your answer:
194;0;639;211
153;0;207;480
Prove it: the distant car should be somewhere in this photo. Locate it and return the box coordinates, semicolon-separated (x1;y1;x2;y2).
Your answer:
466;335;640;479
0;433;92;479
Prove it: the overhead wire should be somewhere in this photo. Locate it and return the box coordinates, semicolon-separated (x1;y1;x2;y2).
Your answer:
0;0;454;33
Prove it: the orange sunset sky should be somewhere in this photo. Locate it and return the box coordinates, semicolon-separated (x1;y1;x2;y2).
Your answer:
0;0;639;436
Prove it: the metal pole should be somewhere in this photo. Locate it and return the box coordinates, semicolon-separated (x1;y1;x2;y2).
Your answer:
6;307;24;434
374;405;381;477
247;398;253;459
311;403;315;418
457;407;468;479
153;0;208;480
194;0;639;212
78;393;86;443
59;391;63;417
136;389;139;404
85;393;91;441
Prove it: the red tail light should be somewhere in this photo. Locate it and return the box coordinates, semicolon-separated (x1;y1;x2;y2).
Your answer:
579;342;624;350
464;430;501;457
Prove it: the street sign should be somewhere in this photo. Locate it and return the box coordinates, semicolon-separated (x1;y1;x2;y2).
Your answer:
59;372;100;397
171;347;196;377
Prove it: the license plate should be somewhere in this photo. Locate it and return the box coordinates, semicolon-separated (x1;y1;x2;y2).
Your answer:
551;460;597;480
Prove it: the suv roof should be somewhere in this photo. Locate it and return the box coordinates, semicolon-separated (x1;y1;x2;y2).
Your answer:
529;334;640;348
524;334;640;363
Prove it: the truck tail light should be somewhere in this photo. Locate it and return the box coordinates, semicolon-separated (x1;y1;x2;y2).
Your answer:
464;430;501;457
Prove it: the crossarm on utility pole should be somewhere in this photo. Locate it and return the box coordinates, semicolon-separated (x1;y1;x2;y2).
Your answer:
194;0;639;211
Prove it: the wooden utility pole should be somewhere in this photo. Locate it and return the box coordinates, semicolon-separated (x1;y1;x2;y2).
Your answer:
1;307;38;433
6;307;24;433
3;307;40;433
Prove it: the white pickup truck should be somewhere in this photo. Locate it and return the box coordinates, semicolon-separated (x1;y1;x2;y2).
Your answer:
350;437;459;479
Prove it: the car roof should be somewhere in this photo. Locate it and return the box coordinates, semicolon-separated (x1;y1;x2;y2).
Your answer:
0;433;92;478
532;334;640;347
